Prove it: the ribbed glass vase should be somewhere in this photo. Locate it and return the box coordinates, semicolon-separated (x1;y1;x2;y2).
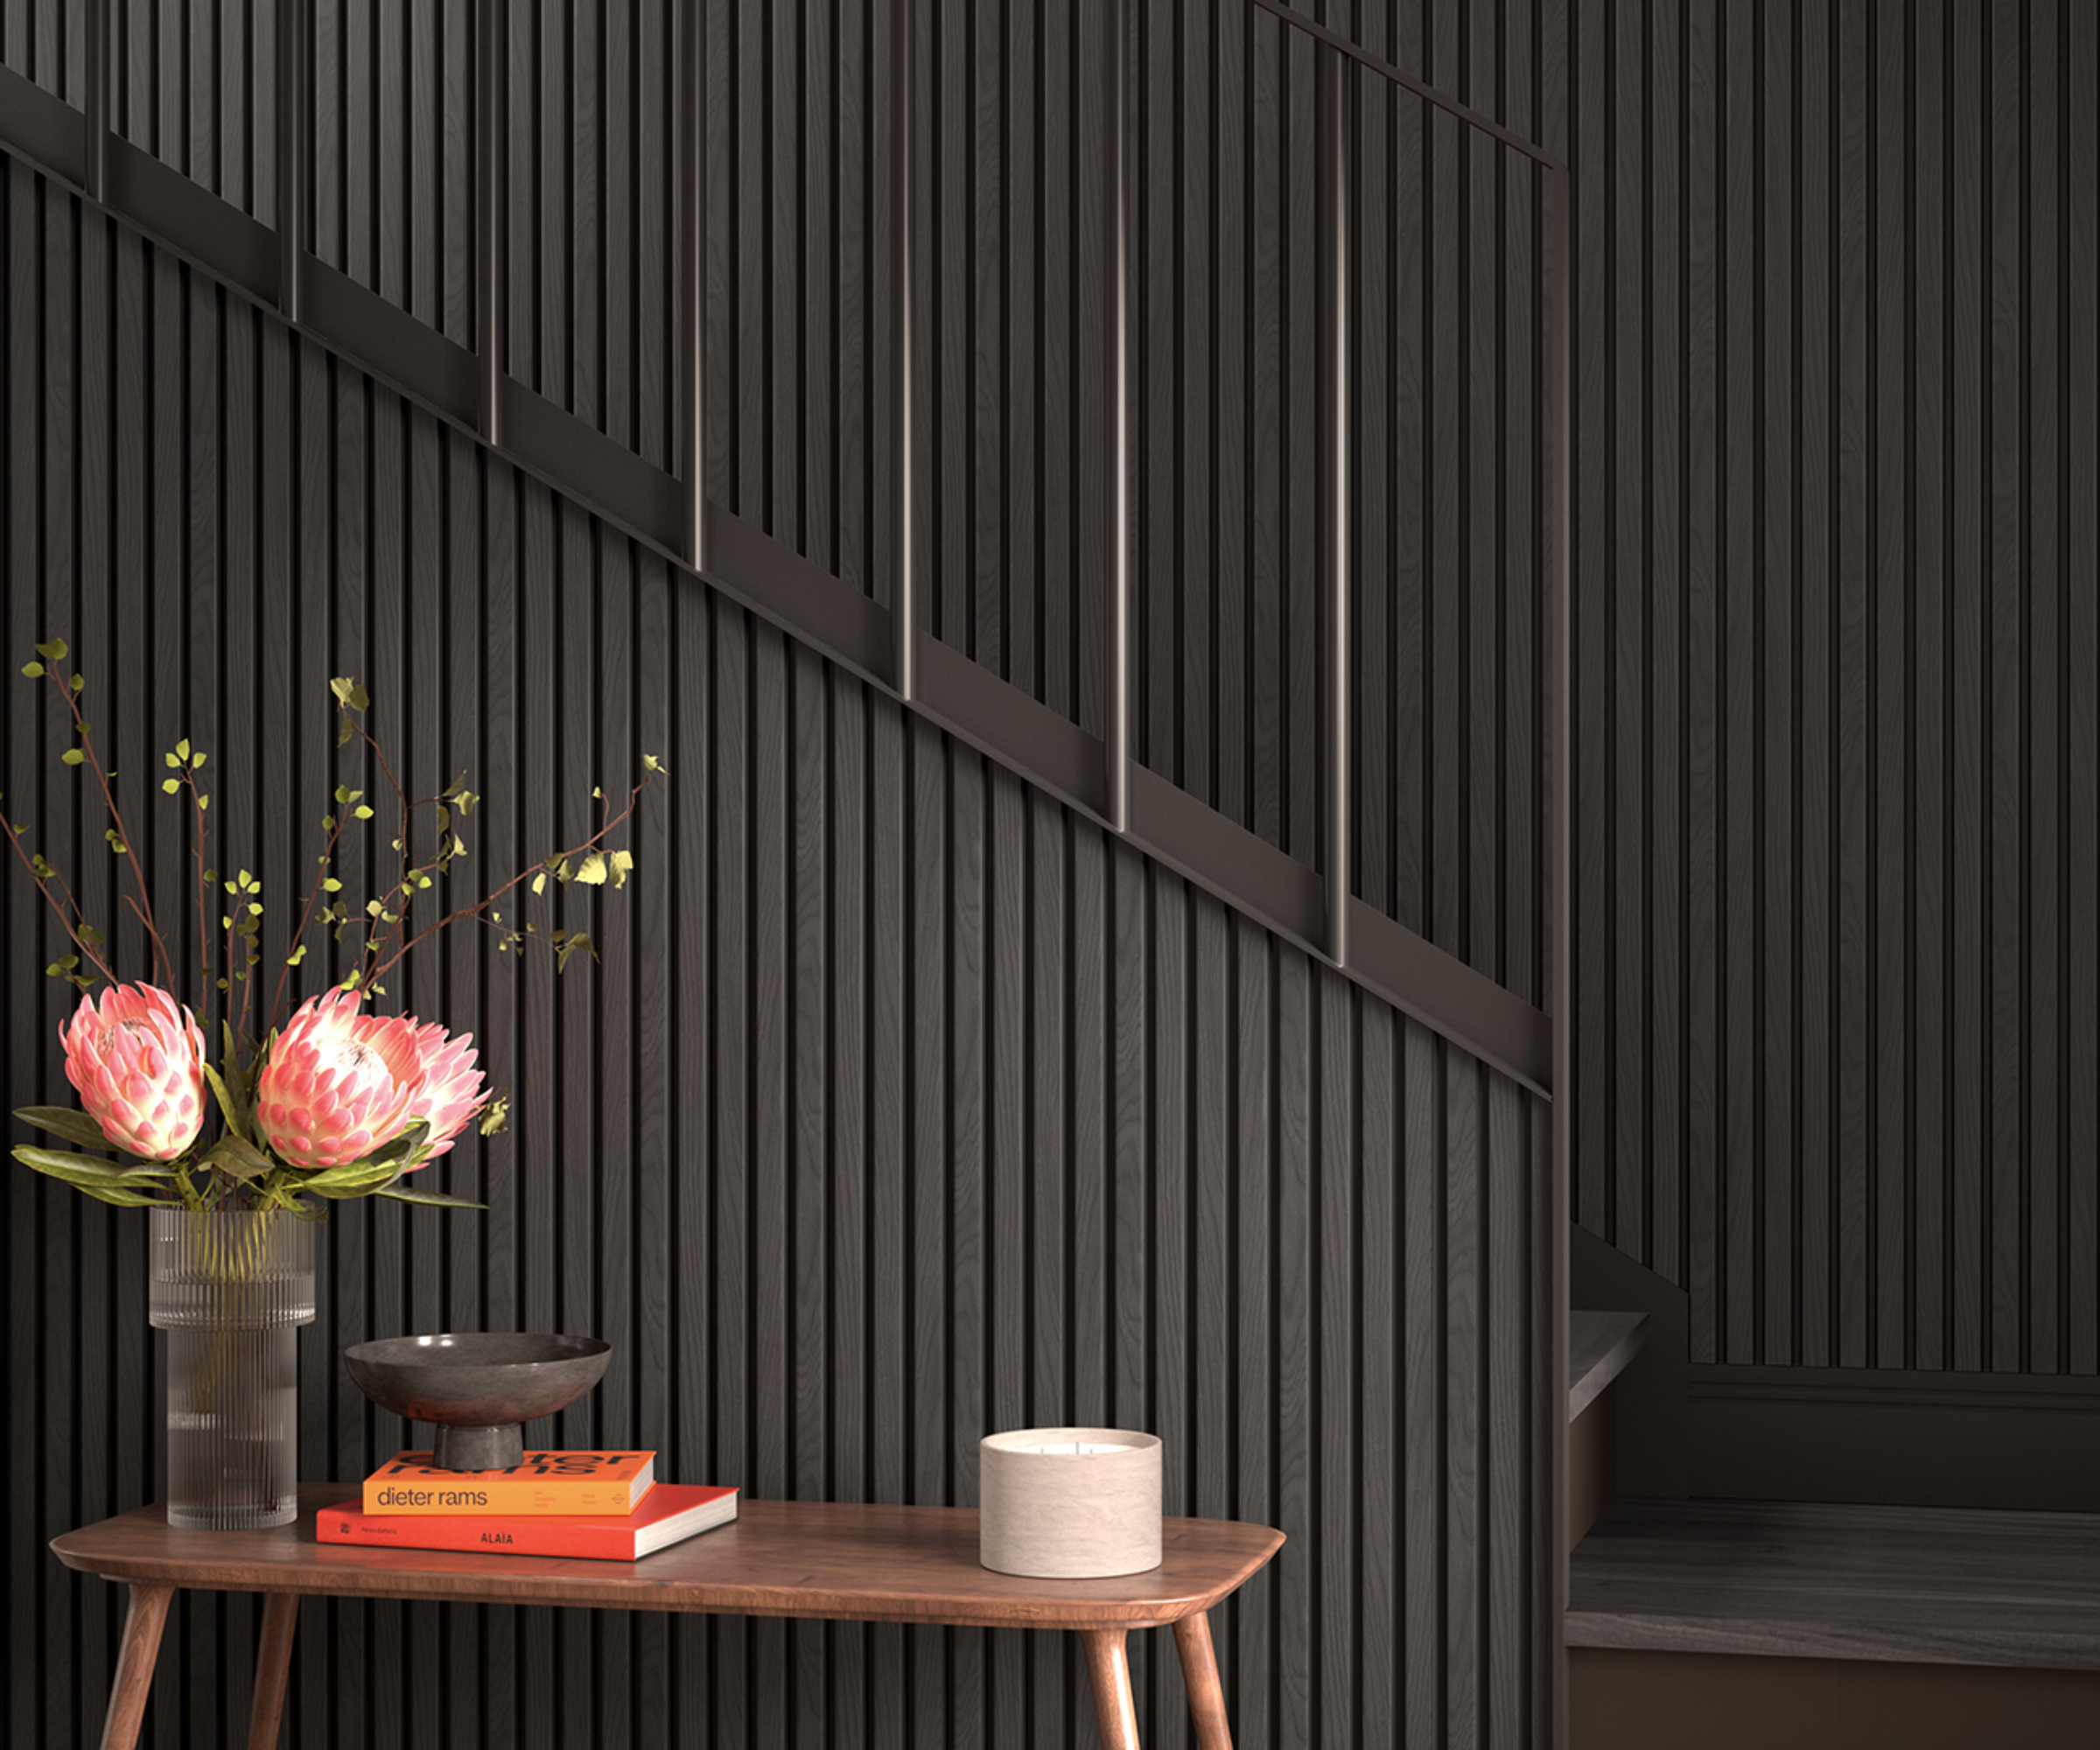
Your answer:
147;1208;317;1530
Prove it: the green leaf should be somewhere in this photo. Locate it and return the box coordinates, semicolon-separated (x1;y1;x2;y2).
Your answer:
196;1134;273;1180
306;1167;407;1193
162;778;181;794
353;805;374;820
64;1180;170;1208
164;752;182;768
12;1145;176;1183
20;661;44;679
329;677;371;712
176;738;191;760
33;637;66;662
375;1186;487;1210
69;674;83;693
201;1060;249;1144
60;749;85;766
14;1106;122;1154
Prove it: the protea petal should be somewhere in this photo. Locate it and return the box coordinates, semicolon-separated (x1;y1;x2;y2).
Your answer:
59;984;208;1162
399;1018;485;1166
254;990;421;1170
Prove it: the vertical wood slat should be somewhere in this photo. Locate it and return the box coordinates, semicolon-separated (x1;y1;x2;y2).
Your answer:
1104;0;1127;829
477;0;502;441
1323;46;1350;967
277;0;302;320
82;0;104;200
680;0;702;565
888;0;913;696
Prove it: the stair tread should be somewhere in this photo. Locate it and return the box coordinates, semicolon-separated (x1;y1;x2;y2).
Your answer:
1568;1497;2100;1670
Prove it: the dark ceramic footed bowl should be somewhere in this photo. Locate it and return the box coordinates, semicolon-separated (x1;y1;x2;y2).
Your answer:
344;1333;612;1472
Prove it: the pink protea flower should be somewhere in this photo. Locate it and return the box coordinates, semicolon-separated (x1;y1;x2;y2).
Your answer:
255;990;424;1170
60;984;208;1161
399;1018;485;1166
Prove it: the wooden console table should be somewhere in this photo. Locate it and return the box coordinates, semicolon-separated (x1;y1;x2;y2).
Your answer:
53;1485;1284;1750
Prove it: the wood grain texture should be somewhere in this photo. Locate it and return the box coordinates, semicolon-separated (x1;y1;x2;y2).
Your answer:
1568;1496;2100;1670
1082;1628;1141;1750
98;1584;173;1750
1172;1611;1233;1750
54;1491;1281;1631
245;1592;298;1750
96;0;276;220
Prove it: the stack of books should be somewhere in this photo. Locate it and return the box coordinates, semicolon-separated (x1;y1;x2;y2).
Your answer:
319;1451;738;1561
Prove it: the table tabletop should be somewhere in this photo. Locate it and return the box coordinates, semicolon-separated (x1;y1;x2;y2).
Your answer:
52;1485;1285;1631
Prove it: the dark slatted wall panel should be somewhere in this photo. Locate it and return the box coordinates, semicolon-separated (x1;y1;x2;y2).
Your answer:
2;154;1552;1750
0;0;74;99
1131;6;1326;868
705;0;891;598
912;0;1111;731
112;0;276;220
310;0;477;344
1348;66;1550;1007
1130;2;1560;998
505;0;673;457
1569;0;2100;1374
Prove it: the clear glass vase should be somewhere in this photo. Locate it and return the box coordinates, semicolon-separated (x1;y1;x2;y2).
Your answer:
147;1208;317;1530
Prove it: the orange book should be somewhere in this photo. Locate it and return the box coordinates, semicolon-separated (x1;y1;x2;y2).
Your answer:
319;1483;738;1559
363;1450;656;1516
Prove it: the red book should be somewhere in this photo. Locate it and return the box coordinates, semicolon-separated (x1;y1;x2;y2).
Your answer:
318;1483;739;1560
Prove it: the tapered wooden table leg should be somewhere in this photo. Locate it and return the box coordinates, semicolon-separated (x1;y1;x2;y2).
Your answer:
99;1582;174;1750
1081;1627;1141;1749
1173;1610;1233;1748
246;1592;302;1750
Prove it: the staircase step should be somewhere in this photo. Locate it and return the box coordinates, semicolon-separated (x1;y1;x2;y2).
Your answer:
1568;1497;2100;1670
